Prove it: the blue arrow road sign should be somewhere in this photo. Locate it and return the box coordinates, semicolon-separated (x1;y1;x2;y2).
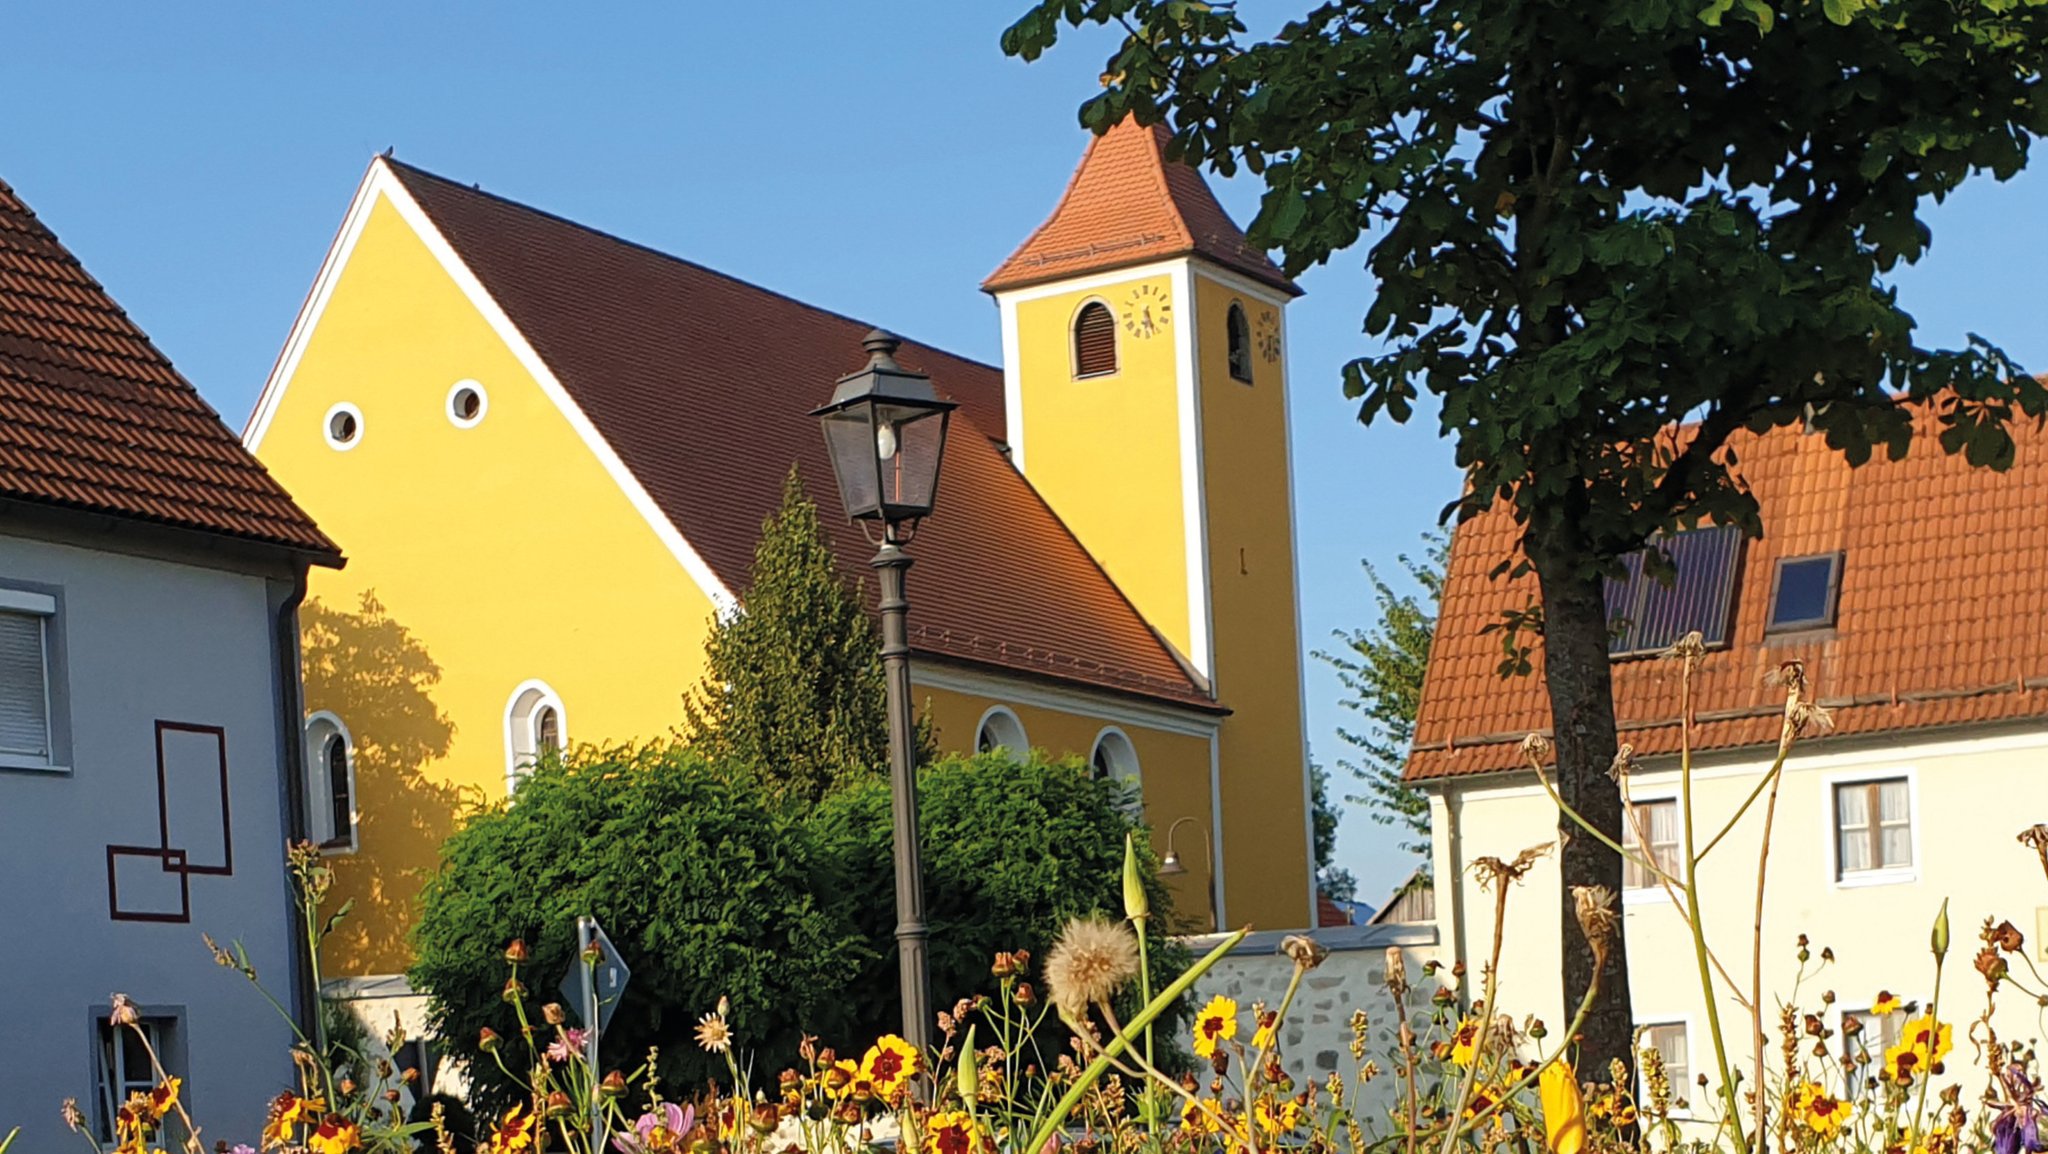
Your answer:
559;917;631;1032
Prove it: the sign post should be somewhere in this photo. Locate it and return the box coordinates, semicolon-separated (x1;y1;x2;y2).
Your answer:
560;916;631;1146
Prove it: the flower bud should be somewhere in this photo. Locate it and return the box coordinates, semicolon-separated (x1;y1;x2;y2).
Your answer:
1933;899;1951;961
1015;982;1035;1006
501;977;526;1004
601;1070;628;1098
583;940;604;966
504;939;530;964
1122;833;1150;923
110;994;140;1027
478;1026;501;1053
545;1090;574;1117
543;1002;566;1026
957;1024;978;1109
1383;947;1407;992
1282;934;1329;971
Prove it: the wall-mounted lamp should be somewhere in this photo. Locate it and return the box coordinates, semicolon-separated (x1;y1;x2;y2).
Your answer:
1158;816;1219;930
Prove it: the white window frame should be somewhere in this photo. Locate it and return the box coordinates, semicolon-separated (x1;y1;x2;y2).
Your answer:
322;401;364;451
0;588;59;772
1620;795;1680;904
1635;1017;1694;1117
305;711;358;854
974;706;1028;761
504;680;567;792
446;379;489;428
1822;768;1919;889
1089;727;1143;814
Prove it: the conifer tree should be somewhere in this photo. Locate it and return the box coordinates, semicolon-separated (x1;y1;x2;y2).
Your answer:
684;469;889;803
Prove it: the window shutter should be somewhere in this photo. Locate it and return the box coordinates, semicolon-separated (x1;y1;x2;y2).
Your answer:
1074;303;1117;377
0;610;49;758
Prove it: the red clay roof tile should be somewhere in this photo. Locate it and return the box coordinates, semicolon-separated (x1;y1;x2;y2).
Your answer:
0;175;339;563
386;161;1213;709
983;119;1299;297
1407;408;2048;782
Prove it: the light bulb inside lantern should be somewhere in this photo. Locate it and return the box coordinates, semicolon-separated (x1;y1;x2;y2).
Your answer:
876;422;899;460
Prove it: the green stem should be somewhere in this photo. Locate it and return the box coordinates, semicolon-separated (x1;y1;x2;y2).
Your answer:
1020;928;1249;1154
1678;674;1748;1154
1134;912;1157;1136
1911;950;1947;1143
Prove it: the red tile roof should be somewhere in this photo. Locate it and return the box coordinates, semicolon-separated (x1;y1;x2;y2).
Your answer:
983;119;1300;297
1407;408;2048;782
387;161;1213;709
0;176;339;564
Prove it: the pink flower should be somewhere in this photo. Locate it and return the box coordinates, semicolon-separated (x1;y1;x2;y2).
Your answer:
545;1027;590;1065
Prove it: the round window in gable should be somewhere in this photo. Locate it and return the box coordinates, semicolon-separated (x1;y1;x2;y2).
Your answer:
323;402;363;451
447;380;488;428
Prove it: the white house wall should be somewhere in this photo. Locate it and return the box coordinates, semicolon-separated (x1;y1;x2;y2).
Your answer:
1431;723;2048;1104
0;533;299;1147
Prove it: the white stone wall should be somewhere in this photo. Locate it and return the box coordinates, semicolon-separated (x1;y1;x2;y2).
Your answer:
1186;922;1441;1117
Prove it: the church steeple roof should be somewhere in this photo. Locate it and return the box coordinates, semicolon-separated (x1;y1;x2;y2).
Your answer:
983;118;1300;296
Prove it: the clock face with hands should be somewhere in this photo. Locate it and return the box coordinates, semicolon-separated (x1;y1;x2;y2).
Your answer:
1255;309;1281;363
1121;284;1172;339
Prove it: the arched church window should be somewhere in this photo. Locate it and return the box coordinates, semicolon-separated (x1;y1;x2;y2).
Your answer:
1226;302;1253;383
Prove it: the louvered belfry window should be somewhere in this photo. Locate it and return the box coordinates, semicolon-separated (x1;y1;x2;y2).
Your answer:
1073;302;1117;377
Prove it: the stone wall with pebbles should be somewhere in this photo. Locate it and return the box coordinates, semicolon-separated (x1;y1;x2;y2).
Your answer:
1183;921;1443;1113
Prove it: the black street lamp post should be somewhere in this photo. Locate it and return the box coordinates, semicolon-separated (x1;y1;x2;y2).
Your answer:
813;329;955;1049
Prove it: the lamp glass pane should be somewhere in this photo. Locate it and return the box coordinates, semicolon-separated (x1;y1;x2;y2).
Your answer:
821;408;883;518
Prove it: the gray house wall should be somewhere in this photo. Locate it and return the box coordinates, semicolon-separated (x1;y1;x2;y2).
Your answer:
0;531;300;1148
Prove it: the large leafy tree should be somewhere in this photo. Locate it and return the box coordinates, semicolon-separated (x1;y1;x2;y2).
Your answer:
1318;536;1444;864
684;469;890;804
1004;0;2047;1085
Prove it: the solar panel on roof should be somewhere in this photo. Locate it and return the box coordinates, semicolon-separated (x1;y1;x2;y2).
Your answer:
1605;525;1744;655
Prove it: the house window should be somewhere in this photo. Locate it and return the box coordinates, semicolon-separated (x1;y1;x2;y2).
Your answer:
1073;302;1117;378
1841;1005;1906;1098
1835;778;1912;878
1768;553;1842;632
505;681;567;789
1604;525;1743;656
975;707;1027;760
0;588;57;769
1621;799;1680;890
305;712;356;851
95;1012;181;1143
1226;302;1253;382
1639;1022;1690;1110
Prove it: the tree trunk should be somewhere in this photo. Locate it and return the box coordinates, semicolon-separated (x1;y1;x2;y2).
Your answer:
1528;526;1635;1082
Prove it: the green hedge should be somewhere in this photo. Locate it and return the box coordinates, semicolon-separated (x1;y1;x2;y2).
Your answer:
410;744;1185;1108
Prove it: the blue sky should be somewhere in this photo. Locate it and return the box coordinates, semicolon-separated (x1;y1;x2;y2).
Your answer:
4;3;2043;903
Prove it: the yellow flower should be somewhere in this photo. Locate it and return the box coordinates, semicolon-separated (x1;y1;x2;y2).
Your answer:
862;1034;922;1099
1192;995;1238;1058
1540;1062;1586;1154
924;1109;992;1154
264;1091;325;1145
144;1077;180;1122
1872;991;1902;1015
1254;1098;1303;1135
1181;1097;1224;1135
1884;1015;1952;1085
1449;1017;1482;1067
308;1114;363;1154
1792;1082;1851;1134
487;1105;535;1153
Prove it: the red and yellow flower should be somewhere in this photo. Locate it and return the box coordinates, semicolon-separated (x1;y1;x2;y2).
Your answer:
1448;1018;1482;1067
308;1114;364;1154
263;1090;327;1146
924;1109;993;1154
861;1035;921;1099
1791;1081;1852;1135
1884;1015;1953;1085
487;1104;537;1153
1192;995;1239;1059
1872;991;1903;1015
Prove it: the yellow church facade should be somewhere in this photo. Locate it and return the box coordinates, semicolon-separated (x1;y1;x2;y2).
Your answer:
246;118;1315;1010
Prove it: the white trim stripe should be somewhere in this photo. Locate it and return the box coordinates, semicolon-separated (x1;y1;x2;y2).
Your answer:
910;661;1220;738
1170;260;1214;679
